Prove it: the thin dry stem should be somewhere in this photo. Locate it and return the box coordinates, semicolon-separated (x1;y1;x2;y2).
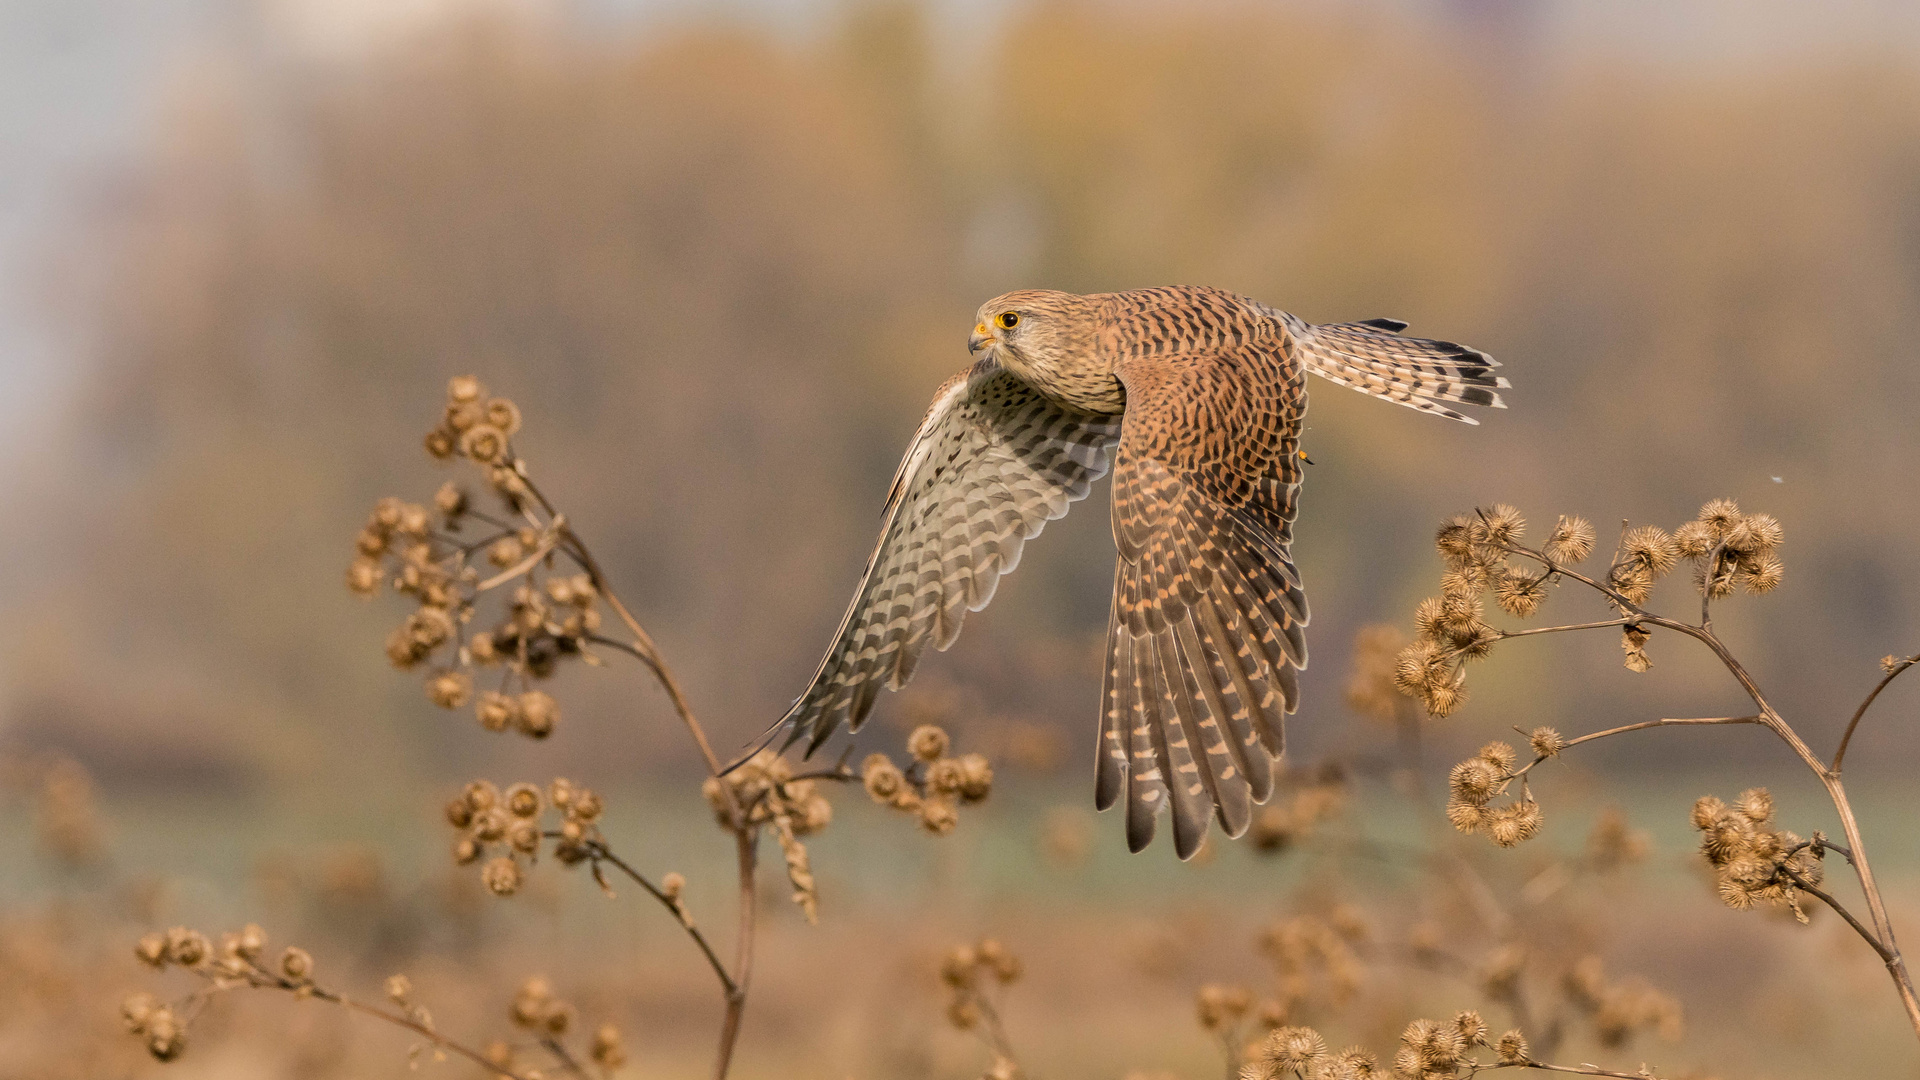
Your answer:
1834;653;1918;774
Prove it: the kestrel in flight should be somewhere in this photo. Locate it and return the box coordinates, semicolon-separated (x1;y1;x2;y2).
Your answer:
774;286;1506;858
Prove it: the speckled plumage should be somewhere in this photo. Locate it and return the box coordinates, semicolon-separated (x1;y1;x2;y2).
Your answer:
775;286;1506;858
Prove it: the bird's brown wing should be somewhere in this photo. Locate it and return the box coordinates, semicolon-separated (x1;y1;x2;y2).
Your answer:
1102;336;1309;859
777;359;1122;756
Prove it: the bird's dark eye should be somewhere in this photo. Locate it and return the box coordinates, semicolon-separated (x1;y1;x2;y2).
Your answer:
996;311;1020;330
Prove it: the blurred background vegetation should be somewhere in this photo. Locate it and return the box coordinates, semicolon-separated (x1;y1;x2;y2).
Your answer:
4;0;1920;1077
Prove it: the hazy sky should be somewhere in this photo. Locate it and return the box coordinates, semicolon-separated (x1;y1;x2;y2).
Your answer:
3;0;1919;463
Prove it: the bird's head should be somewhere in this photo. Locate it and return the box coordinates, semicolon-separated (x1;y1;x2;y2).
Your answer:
969;289;1100;387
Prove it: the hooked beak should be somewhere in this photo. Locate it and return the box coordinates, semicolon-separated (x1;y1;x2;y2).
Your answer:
968;323;992;355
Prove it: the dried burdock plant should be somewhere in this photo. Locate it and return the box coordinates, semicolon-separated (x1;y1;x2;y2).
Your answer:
940;938;1027;1080
1170;628;1682;1080
124;921;624;1077
126;376;994;1078
1395;498;1920;1041
1233;1011;1678;1080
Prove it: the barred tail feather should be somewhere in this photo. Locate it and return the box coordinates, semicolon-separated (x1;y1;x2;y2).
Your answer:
1280;312;1509;424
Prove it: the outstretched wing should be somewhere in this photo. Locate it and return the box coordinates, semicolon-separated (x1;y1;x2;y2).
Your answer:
1275;311;1509;423
777;360;1122;756
1101;336;1309;860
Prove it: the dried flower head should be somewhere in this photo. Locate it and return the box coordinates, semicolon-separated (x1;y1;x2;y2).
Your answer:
505;782;542;819
145;1007;186;1061
1544;515;1596;564
165;927;210;967
1494;571;1547;618
907;724;950;762
461;424;510;465
517;690;559;738
957;753;994;802
281;945;313;981
426;669;473;709
1477;741;1517;772
1528;726;1565;759
136;932;168;968
592;1024;627;1070
1622;525;1680;575
1449;759;1503;807
920;796;959;835
1495;1029;1530;1064
1197;983;1252;1031
484;397;523;437
861;753;904;803
482;856;524;896
1260;1025;1327;1071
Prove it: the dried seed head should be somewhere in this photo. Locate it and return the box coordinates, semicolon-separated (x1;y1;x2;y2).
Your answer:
1494;571;1547;618
1699;498;1741;536
1318;1047;1378;1080
1413;597;1446;642
512;977;553;1026
145;1007;186;1061
1423;677;1467;719
926;757;966;795
1496;1029;1530;1064
1480;504;1526;547
1445;799;1485;834
485;398;523;437
464;778;500;813
1673;519;1716;558
281;946;313;981
1528;726;1566;759
1453;1010;1488;1045
121;991;158;1034
1196;983;1251;1031
427;669;473;709
920;796;959;835
1623;526;1679;574
136;932;168;968
425;427;457;458
957;753;994;802
861;753;905;803
461;424;510;465
487;536;524;569
166;927;210;967
1734;787;1774;824
347;558;383;596
508;820;541;855
1477;741;1517;772
661;872;685;901
1436;515;1475;562
1545;515;1596;564
1437;590;1483;632
470;806;509;842
453;836;482;864
549;778;575;807
385;974;412;1005
231;923;266;960
1392;640;1449;697
505;783;542;819
1488;806;1527;847
1261;1025;1327;1070
474;691;516;733
544;1001;575;1036
1744;512;1784;551
517;691;559;739
1449;759;1502;807
1742;554;1784;594
946;997;980;1031
592;1024;627;1070
907;725;950;762
448;375;484;403
1609;561;1654;605
570;788;603;822
482;856;523;896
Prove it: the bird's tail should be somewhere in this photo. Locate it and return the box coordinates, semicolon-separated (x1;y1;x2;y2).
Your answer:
1278;313;1508;424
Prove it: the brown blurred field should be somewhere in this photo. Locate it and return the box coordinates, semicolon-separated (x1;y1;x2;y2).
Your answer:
4;1;1920;1077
